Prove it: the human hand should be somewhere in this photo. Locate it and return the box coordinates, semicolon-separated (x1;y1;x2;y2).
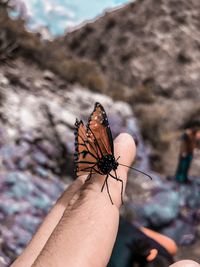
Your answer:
11;133;136;267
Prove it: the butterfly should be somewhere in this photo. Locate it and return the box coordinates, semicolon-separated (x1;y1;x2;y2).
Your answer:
74;102;152;204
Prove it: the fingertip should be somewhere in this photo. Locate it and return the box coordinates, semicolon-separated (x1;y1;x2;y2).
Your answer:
114;133;136;165
169;260;200;267
110;133;136;206
114;132;135;146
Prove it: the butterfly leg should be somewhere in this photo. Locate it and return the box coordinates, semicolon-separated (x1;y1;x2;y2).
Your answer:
85;173;92;183
85;167;94;183
101;174;114;205
101;174;107;193
109;171;124;205
105;176;114;205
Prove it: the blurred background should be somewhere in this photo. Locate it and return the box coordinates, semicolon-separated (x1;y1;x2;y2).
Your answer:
0;0;200;265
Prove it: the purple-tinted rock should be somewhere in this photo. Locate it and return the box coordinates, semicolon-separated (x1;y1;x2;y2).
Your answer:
177;183;200;210
15;214;41;234
37;140;61;158
0;199;30;215
0;212;4;220
142;190;180;227
33;166;49;178
0;254;8;267
27;194;51;212
32;151;48;165
5;171;25;184
161;220;196;245
12;224;32;246
18;155;33;170
1;159;16;171
194;209;200;222
0;128;7;147
180;207;195;224
0;144;29;169
12;182;33;199
3;172;34;199
19;131;38;143
186;189;200;210
33;176;64;199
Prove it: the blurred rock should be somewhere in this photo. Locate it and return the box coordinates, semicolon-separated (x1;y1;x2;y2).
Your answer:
43;70;55;81
161;220;196;245
142;190;180;227
0;166;65;263
0;59;151;263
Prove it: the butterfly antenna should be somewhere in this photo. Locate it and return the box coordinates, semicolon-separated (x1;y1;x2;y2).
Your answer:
118;163;153;180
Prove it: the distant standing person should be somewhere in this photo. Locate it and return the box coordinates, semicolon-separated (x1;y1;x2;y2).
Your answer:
175;122;200;183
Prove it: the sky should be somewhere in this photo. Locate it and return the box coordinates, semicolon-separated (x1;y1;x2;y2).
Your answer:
11;0;132;36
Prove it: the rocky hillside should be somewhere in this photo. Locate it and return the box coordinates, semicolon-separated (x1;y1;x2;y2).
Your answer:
57;0;200;175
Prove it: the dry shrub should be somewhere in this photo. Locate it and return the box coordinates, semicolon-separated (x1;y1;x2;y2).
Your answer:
128;85;155;104
105;17;116;30
0;8;109;93
120;51;133;63
49;58;107;92
85;72;107;92
117;35;128;45
181;105;200;129
95;42;107;59
68;38;80;50
0;5;46;63
135;104;168;149
108;81;130;100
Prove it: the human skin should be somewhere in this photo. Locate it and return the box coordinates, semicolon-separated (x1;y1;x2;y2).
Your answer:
169;260;200;267
11;133;199;267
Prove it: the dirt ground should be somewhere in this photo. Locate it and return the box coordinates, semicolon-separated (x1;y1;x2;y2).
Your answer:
175;240;200;263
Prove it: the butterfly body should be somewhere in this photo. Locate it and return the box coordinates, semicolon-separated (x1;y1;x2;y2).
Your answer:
97;154;119;175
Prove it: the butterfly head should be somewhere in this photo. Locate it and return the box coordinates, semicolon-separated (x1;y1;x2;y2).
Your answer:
97;154;119;175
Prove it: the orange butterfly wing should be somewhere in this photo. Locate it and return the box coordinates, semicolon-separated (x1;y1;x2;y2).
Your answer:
74;119;99;177
87;102;113;155
74;102;114;177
